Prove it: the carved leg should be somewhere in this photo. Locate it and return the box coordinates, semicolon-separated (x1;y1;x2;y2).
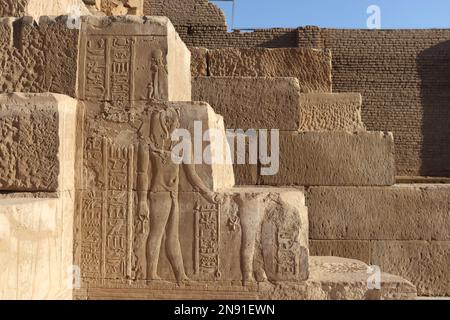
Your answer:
238;195;265;285
165;193;188;283
146;192;171;280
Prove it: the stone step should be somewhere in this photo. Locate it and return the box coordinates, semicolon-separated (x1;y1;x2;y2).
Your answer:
307;184;450;296
260;131;396;187
193;76;365;132
74;257;417;300
191;47;332;93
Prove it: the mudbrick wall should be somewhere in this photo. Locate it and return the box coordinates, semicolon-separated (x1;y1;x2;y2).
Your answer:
314;28;450;177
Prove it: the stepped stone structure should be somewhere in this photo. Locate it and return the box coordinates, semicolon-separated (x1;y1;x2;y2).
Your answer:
0;0;447;300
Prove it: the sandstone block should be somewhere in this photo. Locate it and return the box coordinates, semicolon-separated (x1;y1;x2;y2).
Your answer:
81;101;234;192
371;241;450;296
260;131;396;186
192;76;301;130
78;16;191;103
208;48;332;93
0;16;79;97
0;93;78;192
0;192;74;300
0;0;89;18
76;187;309;285
299;93;365;131
308;185;450;241
190;47;208;77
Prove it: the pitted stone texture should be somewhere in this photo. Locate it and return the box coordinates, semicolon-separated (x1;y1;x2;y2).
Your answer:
190;47;208;77
372;241;450;296
0;93;78;192
0;192;74;300
260;131;396;187
299;93;365;132
0;17;79;97
208;48;332;93
308;185;450;241
193;77;301;130
0;0;89;18
78;16;191;103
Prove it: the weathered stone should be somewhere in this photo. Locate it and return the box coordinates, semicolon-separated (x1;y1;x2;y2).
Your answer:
0;0;89;18
307;185;450;241
371;241;450;296
74;257;417;300
143;0;227;28
0;16;79;97
310;240;371;264
0;93;78;192
81;100;234;192
96;0;143;15
78;16;191;102
193;76;301;130
208;48;332;93
190;47;208;77
76;187;309;285
0;191;74;300
299;93;365;132
260;131;396;186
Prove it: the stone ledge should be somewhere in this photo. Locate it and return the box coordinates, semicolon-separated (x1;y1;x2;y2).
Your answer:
73;257;417;300
307;184;450;241
260;131;396;187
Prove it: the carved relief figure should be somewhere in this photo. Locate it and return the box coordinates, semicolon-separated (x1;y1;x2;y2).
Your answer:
149;49;168;100
136;105;220;284
235;194;268;285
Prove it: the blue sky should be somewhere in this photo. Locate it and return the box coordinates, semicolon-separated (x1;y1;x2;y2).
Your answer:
212;0;450;30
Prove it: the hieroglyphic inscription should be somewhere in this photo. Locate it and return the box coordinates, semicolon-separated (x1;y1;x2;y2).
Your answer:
81;34;168;105
79;137;134;281
194;202;221;280
85;38;107;101
276;229;299;276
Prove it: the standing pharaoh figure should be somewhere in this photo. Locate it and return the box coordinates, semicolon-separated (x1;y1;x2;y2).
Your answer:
136;105;221;284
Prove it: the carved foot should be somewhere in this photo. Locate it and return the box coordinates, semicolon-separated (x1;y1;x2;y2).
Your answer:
242;272;257;287
177;276;194;287
255;269;268;283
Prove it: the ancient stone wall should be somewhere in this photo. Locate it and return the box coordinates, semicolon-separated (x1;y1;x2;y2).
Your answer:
181;23;450;178
313;28;450;178
0;16;79;97
143;0;226;29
